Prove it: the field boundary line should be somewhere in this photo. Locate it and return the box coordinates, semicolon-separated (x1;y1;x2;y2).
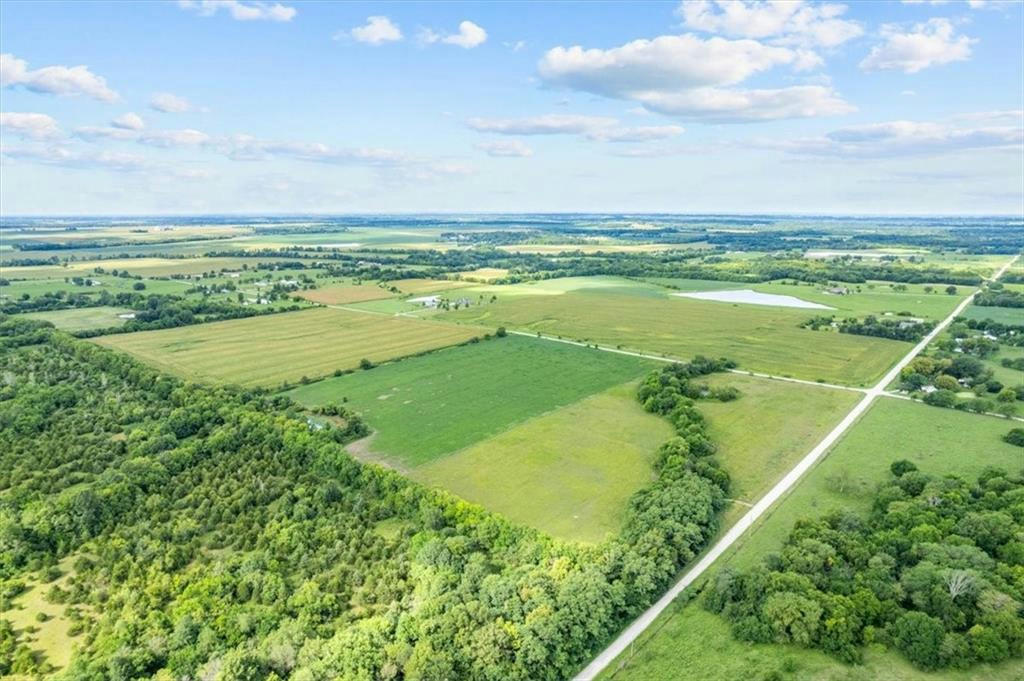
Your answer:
880;391;1024;423
510;330;869;393
573;253;1019;680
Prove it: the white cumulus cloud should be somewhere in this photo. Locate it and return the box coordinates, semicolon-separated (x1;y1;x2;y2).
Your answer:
177;0;296;22
678;1;863;48
112;112;145;130
860;18;974;73
0;112;62;140
348;16;403;45
537;34;853;121
419;20;488;48
150;92;196;113
475;140;534;157
761;117;1023;157
0;53;118;101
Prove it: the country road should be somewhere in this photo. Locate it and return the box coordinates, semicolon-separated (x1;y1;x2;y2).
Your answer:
572;253;1020;680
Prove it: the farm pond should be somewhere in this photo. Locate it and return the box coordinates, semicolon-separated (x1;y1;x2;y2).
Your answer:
672;289;834;310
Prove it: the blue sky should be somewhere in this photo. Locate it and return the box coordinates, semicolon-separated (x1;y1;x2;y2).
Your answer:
1;0;1021;215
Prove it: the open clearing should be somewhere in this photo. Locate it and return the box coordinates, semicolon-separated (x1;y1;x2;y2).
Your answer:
92;307;483;388
415;381;671;543
24;306;135;332
673;289;833;309
699;374;860;527
296;283;395;305
601;398;1024;681
446;284;909;385
286;334;657;466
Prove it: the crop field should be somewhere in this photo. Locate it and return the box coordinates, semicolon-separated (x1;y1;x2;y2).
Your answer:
24;306;135;332
446;285;909;385
296;283;395;305
285;334;657;466
390;278;476;295
91;307;484;387
456;267;509;282
414;381;672;543
602;398;1024;681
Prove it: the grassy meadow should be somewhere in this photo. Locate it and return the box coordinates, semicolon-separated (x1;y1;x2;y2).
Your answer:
91;307;484;388
959;304;1023;325
599;398;1024;681
699;374;861;527
23;306;135;332
414;381;672;543
286;334;657;466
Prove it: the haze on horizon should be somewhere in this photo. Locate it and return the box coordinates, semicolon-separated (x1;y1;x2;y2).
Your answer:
1;0;1022;216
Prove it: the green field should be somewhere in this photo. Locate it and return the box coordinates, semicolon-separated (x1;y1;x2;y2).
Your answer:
415;381;672;543
959;304;1023;324
92;307;484;388
286;334;657;466
24;306;135;332
445;281;909;385
699;374;861;527
602;398;1024;681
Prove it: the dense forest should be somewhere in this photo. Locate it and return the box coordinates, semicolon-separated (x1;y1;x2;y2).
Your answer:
0;320;738;680
705;461;1024;670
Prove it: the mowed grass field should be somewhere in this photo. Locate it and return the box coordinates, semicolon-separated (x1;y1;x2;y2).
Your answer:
297;283;395;305
446;284;909;385
601;398;1024;681
24;306;135;332
699;374;860;527
286;334;657;466
415;381;672;543
92;307;483;387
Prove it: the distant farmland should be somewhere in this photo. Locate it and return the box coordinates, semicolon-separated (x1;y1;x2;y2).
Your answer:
447;287;910;386
92;307;484;387
297;283;395;305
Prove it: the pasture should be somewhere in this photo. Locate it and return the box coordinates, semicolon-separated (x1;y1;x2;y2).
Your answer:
959;304;1023;325
286;334;657;466
24;306;135;332
91;307;483;387
699;374;860;527
414;381;671;543
446;284;909;385
601;398;1024;681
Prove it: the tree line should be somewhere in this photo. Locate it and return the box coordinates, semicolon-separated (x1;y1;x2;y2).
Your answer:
705;461;1024;670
